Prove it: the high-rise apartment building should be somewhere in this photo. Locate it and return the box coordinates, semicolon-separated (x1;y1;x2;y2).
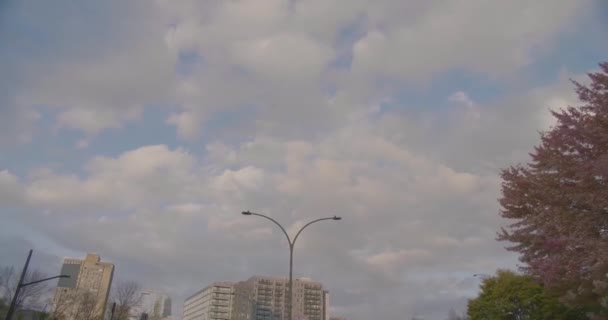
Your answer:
322;291;329;320
242;276;287;320
183;282;237;320
52;253;114;320
183;276;328;320
130;290;172;320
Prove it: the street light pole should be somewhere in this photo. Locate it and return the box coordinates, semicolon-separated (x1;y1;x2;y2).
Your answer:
4;250;32;320
4;250;70;320
241;211;341;320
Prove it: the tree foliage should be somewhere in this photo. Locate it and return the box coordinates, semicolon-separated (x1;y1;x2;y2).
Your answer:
467;270;584;320
498;62;608;314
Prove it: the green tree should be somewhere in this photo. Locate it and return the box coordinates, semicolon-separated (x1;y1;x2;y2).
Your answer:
467;270;585;320
498;62;608;316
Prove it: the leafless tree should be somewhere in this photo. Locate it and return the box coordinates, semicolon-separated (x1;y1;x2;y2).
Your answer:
74;292;99;320
50;290;102;320
112;281;142;320
149;299;164;320
0;265;49;311
49;289;75;320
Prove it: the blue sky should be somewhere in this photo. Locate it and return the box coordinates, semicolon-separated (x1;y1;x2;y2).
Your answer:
1;1;607;319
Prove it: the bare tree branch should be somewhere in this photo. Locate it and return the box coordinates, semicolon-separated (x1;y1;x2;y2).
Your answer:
112;281;142;320
51;290;103;320
0;265;49;310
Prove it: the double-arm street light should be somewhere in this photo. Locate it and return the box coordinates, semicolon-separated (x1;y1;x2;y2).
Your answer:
4;250;70;320
241;211;342;320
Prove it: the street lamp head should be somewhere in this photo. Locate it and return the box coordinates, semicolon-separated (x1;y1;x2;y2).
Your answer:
242;211;253;216
332;216;342;220
59;275;70;278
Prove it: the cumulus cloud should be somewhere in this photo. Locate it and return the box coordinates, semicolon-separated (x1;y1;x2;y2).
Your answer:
1;0;176;137
365;249;433;271
351;0;594;80
20;145;197;212
166;111;202;140
3;69;581;318
0;170;24;205
0;1;604;319
0;111;518;318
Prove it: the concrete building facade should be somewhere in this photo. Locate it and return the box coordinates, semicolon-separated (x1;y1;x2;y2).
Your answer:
183;276;328;320
183;282;236;320
52;253;114;320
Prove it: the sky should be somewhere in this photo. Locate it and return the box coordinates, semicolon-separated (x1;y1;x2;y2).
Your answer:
0;1;607;319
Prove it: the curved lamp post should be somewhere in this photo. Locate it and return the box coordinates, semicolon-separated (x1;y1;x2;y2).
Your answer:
5;250;70;320
241;211;341;320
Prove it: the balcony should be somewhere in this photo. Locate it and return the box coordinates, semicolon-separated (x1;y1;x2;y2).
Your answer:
210;306;230;312
212;302;230;307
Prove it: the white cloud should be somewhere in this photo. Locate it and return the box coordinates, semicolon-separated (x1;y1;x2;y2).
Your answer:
21;145;198;212
0;108;41;145
448;91;474;107
351;0;593;81
165;203;205;216
166;111;202;140
4;1;177;137
0;1;604;319
0;170;24;205
76;139;90;149
55;107;144;135
365;249;433;270
213;166;266;193
231;33;333;82
157;0;595;142
86;145;194;178
0;103;554;318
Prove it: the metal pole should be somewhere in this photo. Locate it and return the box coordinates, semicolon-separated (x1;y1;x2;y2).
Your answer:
20;275;68;287
110;302;116;320
241;211;341;320
288;243;294;320
5;249;33;320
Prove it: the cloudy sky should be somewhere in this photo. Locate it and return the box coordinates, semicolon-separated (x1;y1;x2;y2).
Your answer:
1;1;607;319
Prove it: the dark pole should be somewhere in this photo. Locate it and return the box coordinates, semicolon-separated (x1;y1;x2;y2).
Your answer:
5;249;33;320
241;211;341;320
20;275;69;287
288;243;294;320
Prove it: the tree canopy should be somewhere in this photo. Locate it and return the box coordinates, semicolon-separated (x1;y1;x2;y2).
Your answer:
467;270;584;320
498;62;608;315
